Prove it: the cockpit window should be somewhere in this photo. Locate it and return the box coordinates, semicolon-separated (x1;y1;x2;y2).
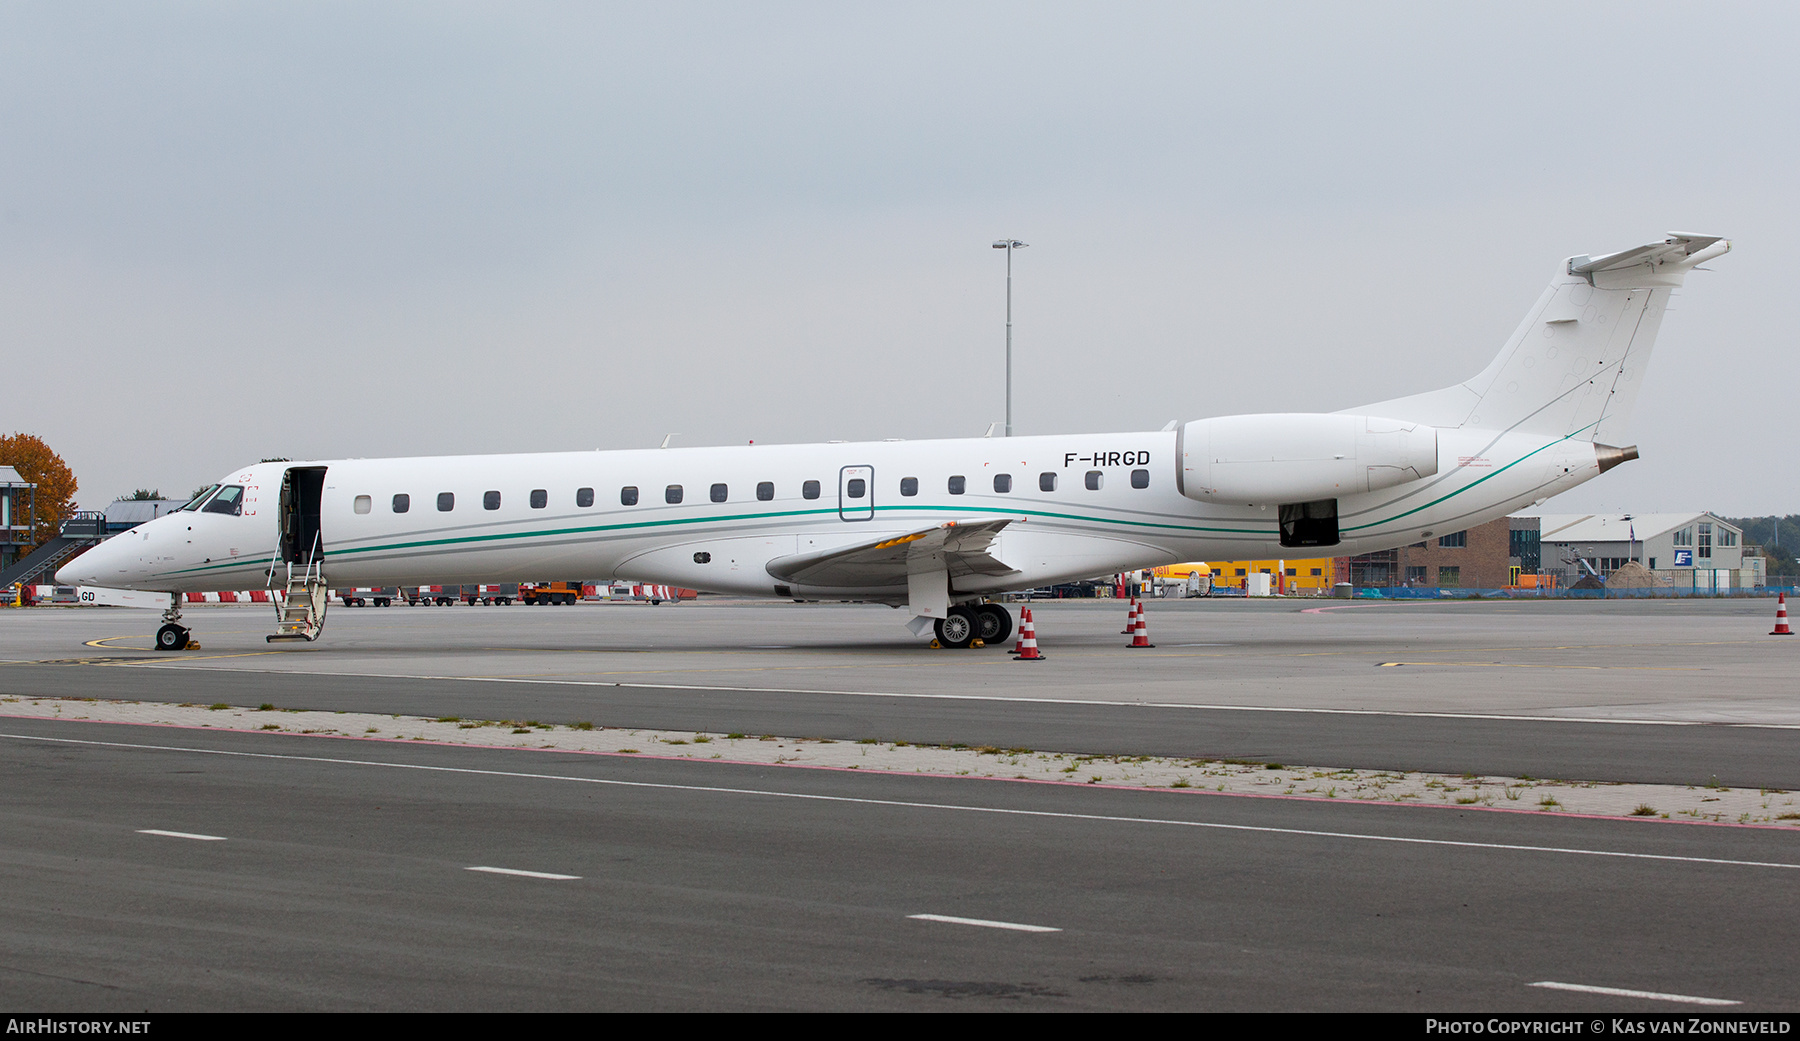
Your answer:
181;485;221;511
201;485;246;516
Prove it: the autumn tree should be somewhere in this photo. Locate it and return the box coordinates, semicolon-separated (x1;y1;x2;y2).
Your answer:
0;433;78;549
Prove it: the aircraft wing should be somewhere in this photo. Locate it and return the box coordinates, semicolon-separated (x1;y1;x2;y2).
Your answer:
765;517;1024;588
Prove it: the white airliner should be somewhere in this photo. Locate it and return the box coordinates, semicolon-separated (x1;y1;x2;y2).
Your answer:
60;233;1730;652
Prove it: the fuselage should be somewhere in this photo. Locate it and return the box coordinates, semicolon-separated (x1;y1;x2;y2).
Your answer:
61;424;1605;600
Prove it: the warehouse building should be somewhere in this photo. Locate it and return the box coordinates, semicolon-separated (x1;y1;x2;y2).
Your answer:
1338;516;1515;589
1535;513;1761;591
102;498;187;536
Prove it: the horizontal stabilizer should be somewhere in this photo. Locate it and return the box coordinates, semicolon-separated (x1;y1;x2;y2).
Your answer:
766;517;1023;588
1568;233;1731;288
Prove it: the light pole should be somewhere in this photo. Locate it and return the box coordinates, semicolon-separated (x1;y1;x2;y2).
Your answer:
992;238;1027;437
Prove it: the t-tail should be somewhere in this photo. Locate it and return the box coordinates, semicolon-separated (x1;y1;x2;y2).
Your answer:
1350;232;1731;446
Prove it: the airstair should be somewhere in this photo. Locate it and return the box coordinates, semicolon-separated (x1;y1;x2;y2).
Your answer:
267;530;328;642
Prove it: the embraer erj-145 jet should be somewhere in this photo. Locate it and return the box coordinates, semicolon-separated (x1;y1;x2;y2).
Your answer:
61;233;1730;652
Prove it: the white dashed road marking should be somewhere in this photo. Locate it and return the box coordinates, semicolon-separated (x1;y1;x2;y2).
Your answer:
908;914;1060;933
1529;981;1741;1006
466;866;581;880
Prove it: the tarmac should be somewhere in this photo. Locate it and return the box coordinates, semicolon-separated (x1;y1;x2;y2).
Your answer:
1;596;1796;1010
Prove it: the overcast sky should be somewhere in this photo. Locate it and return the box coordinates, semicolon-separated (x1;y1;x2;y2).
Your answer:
4;2;1795;515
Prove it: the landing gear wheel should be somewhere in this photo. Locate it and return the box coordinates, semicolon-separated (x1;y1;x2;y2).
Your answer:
934;607;977;649
974;604;1013;647
156;624;190;652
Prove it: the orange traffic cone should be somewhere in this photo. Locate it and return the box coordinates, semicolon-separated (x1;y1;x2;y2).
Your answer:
1122;598;1139;634
1774;593;1794;636
1013;608;1045;660
1129;600;1156;648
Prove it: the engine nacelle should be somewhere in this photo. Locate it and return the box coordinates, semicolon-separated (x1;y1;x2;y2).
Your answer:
1178;413;1439;506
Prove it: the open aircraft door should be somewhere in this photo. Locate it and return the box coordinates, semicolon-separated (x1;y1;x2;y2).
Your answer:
277;466;328;565
269;465;331;643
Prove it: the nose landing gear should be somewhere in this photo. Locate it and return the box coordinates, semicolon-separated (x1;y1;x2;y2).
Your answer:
154;597;196;651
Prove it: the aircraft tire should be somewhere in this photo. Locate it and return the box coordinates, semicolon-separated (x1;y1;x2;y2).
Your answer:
156;624;189;652
934;608;976;649
974;604;1013;647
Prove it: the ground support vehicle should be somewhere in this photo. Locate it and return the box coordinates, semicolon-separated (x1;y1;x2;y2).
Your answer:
519;581;582;605
337;586;398;607
462;583;519;605
403;585;461;606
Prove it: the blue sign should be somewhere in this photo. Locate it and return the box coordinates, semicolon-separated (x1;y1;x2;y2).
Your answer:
1673;549;1693;567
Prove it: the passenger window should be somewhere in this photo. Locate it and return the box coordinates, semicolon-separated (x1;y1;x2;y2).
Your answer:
711;483;728;503
621;486;638;506
1085;471;1102;491
948;475;965;495
353;495;372;514
530;489;548;509
803;480;820;500
1039;472;1057;492
393;493;410;513
757;481;774;501
994;474;1013;493
438;492;455;512
202;485;245;516
576;487;594;508
900;477;918;497
847;478;866;498
666;485;683;504
1131;469;1150;489
483;490;501;510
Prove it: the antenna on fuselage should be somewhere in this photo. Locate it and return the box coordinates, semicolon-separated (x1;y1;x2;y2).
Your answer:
659;433;679;449
983;422;1001;438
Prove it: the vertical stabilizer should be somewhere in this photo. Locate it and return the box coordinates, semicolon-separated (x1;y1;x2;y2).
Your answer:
1350;234;1729;442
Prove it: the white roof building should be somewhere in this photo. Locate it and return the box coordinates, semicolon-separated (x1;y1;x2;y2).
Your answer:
1530;512;1749;584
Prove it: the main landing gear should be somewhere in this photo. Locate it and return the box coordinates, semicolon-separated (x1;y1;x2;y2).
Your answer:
932;603;1014;649
156;597;193;651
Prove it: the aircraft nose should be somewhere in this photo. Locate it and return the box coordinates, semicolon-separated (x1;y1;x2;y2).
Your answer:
54;554;93;586
56;525;131;587
56;538;114;586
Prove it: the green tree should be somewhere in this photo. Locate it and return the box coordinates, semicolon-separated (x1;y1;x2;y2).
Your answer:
0;433;78;548
126;488;163;501
1726;515;1800;577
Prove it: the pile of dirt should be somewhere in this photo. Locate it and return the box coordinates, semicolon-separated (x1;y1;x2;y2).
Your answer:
1606;561;1667;588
